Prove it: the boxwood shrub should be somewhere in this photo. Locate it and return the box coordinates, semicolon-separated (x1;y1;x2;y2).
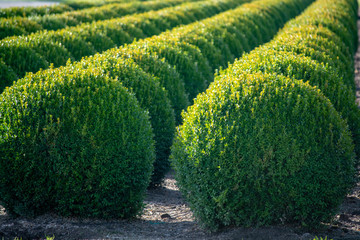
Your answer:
0;0;186;40
271;27;354;87
229;47;360;157
0;0;248;91
171;73;356;230
0;38;48;78
69;55;175;186
104;46;189;124
0;59;17;92
0;4;73;18
132;37;212;101
0;67;155;218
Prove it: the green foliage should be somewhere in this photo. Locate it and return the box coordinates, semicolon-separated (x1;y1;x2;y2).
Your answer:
269;26;355;87
64;0;132;10
0;17;42;40
221;0;360;157
171;0;357;231
0;67;155;218
132;37;212;101
0;4;73;18
0;0;249;91
227;47;360;158
0;37;48;78
313;237;333;240
41;29;96;61
172;73;356;230
0;59;18;93
0;0;186;39
104;46;190;124
69;55;175;186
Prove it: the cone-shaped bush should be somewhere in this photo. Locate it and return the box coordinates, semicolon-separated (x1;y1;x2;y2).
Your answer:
0;67;155;217
69;55;175;186
171;73;356;230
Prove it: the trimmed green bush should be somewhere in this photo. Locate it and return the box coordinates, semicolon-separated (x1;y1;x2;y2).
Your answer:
0;4;73;18
0;0;186;40
228;47;360;157
104;46;189;124
0;59;18;92
0;0;248;91
132;37;212;101
0;67;155;217
41;29;96;61
0;38;49;78
222;0;360;156
165;0;314;71
270;27;354;87
64;0;132;10
284;0;357;53
0;17;42;40
69;55;175;186
171;73;356;230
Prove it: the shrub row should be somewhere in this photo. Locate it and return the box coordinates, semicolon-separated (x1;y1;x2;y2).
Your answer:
108;0;313;122
0;0;186;40
92;0;312;185
0;66;156;218
0;3;73;18
171;0;358;231
0;0;312;217
63;0;136;10
0;0;249;92
223;0;360;156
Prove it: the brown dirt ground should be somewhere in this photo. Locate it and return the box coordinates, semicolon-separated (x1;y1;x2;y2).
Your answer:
1;7;360;240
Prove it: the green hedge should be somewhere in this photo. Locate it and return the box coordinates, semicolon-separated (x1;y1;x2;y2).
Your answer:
68;55;176;186
0;0;186;40
0;0;249;88
172;73;356;230
0;67;155;217
163;0;313;71
0;59;17;92
104;46;190;125
222;0;360;157
130;37;213;101
118;0;312;105
63;0;133;10
171;0;358;230
0;4;73;18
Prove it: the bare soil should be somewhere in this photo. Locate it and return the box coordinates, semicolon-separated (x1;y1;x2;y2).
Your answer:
1;6;360;240
0;169;359;240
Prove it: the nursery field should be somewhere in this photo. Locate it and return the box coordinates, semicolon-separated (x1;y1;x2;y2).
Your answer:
0;0;359;239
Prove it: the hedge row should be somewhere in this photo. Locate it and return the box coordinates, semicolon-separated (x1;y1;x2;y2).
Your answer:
171;0;358;231
0;3;73;18
0;66;156;218
0;0;186;40
0;0;249;92
0;0;312;217
0;0;132;18
107;0;313;123
92;0;312;185
63;0;136;10
223;0;360;156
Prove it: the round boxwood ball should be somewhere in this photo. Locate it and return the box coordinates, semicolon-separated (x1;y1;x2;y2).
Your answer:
171;72;356;230
0;67;155;218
